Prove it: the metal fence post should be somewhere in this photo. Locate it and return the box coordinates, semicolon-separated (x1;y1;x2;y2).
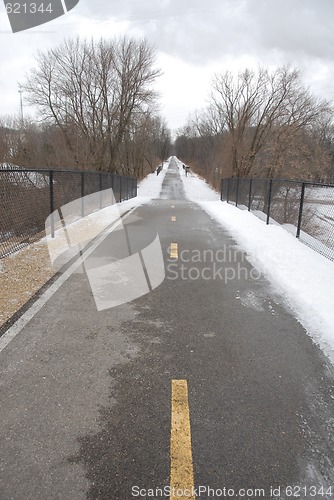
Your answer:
220;179;223;201
235;177;240;207
111;173;114;196
99;172;103;209
119;176;122;202
266;179;273;225
296;182;306;238
49;170;55;238
81;172;85;217
226;178;230;204
248;178;252;211
125;176;128;200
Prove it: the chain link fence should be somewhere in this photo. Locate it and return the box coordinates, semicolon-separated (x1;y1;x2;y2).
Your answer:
221;177;334;261
0;168;137;258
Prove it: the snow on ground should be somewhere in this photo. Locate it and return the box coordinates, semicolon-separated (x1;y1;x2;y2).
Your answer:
174;159;220;201
177;161;334;364
135;160;168;201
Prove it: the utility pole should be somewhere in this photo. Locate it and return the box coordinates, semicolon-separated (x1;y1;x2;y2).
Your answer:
18;83;24;126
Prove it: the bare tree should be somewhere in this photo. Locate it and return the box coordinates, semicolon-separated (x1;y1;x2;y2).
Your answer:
23;36;162;174
209;66;333;177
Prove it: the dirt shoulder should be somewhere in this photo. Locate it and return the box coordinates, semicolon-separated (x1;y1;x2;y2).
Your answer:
0;241;56;328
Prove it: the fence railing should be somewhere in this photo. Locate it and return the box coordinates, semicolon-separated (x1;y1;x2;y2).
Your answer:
221;177;334;261
0;168;137;258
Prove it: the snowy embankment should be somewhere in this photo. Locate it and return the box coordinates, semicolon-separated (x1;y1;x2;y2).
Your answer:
176;160;334;364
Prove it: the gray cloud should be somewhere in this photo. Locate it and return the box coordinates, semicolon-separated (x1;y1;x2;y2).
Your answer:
248;0;334;61
77;0;334;65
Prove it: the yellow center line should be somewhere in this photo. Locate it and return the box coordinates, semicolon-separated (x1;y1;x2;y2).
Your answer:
170;242;178;259
170;380;195;499
171;216;176;222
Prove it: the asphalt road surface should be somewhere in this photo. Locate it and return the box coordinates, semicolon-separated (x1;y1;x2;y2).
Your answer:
0;158;333;500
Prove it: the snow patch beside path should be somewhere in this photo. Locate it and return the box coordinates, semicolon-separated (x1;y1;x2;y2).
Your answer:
136;161;168;200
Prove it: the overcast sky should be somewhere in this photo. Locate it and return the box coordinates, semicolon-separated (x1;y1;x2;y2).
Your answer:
0;0;334;131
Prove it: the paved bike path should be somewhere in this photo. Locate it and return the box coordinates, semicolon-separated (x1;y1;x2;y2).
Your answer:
0;160;333;499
